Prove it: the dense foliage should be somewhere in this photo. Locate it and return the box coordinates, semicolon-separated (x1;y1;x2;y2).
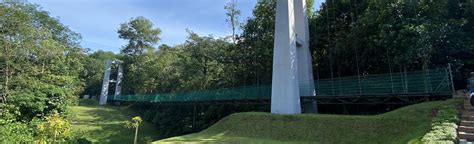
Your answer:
0;2;85;142
311;0;474;87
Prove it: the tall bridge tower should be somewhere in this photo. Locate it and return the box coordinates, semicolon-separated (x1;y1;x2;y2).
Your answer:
99;59;123;105
271;0;315;114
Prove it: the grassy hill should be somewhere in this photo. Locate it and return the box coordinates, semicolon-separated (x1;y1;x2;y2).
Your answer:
69;100;160;143
157;98;462;144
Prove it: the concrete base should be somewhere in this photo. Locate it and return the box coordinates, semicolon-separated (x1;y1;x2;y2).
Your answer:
301;99;318;113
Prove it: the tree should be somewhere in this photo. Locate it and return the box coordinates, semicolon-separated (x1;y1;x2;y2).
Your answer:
0;1;84;121
118;16;161;94
118;16;161;56
224;0;241;44
125;116;143;144
0;2;86;142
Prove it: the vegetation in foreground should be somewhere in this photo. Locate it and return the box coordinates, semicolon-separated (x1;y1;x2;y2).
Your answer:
70;100;160;143
158;98;462;144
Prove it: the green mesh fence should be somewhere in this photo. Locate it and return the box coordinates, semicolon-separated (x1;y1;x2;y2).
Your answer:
109;68;453;102
315;68;453;96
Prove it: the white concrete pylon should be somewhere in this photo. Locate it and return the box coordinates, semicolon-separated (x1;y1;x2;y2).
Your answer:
99;59;112;105
271;0;301;114
114;62;123;98
294;0;316;97
271;0;316;114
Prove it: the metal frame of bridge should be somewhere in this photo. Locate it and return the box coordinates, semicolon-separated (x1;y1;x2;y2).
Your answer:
108;67;454;106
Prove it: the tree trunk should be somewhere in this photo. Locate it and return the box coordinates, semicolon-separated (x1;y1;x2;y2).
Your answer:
134;126;139;144
2;37;9;103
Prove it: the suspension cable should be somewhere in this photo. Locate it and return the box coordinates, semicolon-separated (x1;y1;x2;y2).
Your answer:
325;0;335;95
350;0;362;94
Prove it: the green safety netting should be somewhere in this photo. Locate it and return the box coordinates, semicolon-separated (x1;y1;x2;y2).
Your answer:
108;68;453;102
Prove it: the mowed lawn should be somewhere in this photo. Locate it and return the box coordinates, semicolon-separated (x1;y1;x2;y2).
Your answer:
70;101;160;143
158;98;462;144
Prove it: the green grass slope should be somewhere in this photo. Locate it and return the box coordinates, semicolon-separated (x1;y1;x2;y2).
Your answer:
70;100;160;143
158;98;462;144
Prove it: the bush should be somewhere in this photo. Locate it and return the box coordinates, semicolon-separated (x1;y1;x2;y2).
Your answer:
421;104;460;143
0;122;35;142
36;113;72;143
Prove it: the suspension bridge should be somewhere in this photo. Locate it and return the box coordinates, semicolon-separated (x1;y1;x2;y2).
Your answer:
99;0;455;113
107;67;454;105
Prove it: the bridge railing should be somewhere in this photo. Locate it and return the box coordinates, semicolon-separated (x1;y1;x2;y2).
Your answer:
109;68;453;103
314;68;452;97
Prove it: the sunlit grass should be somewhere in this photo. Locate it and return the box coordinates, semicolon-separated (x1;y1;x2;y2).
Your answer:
70;101;160;143
157;98;462;143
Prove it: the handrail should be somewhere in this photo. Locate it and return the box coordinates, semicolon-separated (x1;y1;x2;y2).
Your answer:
108;68;453;102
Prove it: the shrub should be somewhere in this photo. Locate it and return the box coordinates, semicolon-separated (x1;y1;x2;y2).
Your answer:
421;104;460;143
36;113;72;143
0;122;35;142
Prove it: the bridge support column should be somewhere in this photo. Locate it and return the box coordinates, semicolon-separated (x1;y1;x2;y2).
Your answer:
114;63;123;98
99;59;112;105
271;0;316;114
99;59;123;106
295;0;317;113
272;0;300;114
113;62;123;105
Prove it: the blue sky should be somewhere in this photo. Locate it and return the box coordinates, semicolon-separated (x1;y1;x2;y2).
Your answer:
29;0;323;53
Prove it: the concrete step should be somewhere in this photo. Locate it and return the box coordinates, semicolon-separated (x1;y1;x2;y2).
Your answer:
462;115;474;121
462;111;474;115
460;139;474;144
461;121;474;127
465;108;474;111
459;132;474;140
460;126;474;133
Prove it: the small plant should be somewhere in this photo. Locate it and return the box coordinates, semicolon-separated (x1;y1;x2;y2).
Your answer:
126;116;143;144
36;113;72;143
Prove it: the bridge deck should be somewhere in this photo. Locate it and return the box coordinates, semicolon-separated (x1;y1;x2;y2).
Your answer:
108;68;453;104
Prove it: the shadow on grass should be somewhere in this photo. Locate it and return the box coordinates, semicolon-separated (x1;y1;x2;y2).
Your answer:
157;131;300;144
72;101;159;143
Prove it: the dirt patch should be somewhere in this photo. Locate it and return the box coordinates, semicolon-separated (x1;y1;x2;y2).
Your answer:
431;108;439;117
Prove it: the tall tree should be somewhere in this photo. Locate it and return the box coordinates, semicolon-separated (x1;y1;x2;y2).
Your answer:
118;16;161;94
224;0;241;44
118;16;161;56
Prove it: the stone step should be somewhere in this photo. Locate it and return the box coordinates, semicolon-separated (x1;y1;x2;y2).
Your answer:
462;115;474;121
461;121;474;127
459;132;474;140
462;111;474;114
465;108;474;110
460;139;474;144
460;126;474;133
463;111;474;115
